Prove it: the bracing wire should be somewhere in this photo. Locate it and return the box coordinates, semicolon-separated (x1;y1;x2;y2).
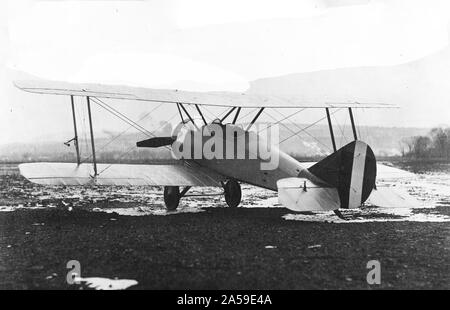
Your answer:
81;101;165;163
79;98;89;159
264;111;331;153
73;97;83;159
97;111;180;176
200;105;228;121
256;108;306;135
362;109;372;145
80;97;173;165
270;108;332;152
279;108;343;145
354;109;362;140
237;108;259;125
91;97;154;136
332;109;347;148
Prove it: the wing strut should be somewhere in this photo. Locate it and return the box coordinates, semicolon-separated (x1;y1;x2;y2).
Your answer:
179;103;199;129
325;108;337;152
70;95;81;165
86;96;98;176
348;107;358;140
195;104;207;125
232;107;241;124
176;103;184;122
220;107;236;123
246;107;264;131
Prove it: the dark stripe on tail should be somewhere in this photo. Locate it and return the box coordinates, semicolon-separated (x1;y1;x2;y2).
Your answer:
308;141;376;209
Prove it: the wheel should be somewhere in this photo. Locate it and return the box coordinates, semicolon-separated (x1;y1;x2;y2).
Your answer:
223;179;242;208
163;186;180;211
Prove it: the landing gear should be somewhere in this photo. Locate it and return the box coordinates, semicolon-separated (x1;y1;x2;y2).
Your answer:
163;182;241;210
163;186;191;211
222;179;242;208
163;186;180;211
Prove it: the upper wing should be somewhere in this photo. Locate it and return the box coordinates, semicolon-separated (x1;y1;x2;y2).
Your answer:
14;79;396;109
19;161;225;187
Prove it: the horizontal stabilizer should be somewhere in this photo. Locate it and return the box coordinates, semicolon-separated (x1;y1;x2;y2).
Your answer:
136;137;176;148
366;187;422;208
277;178;340;211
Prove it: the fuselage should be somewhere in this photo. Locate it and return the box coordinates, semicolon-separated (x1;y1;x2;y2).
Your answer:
173;123;320;190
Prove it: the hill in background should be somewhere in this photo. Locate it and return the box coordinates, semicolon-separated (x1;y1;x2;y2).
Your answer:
248;46;450;128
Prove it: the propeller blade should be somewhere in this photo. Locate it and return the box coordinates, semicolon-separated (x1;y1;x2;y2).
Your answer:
136;136;176;148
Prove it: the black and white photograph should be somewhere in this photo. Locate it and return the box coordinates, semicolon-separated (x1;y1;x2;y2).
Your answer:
0;0;449;294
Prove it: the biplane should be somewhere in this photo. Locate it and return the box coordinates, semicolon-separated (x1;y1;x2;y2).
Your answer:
14;79;415;218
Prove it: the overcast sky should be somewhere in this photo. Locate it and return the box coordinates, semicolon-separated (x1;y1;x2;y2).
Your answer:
1;0;450;144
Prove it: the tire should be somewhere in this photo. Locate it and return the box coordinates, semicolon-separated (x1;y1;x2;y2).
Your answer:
223;180;242;208
163;186;180;211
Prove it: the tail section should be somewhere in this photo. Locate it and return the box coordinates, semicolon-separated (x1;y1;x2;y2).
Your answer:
308;141;376;209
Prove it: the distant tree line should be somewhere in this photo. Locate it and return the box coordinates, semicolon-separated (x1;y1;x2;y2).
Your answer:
400;127;450;160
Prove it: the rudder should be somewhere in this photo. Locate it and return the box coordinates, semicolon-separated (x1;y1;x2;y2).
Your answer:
308;141;376;209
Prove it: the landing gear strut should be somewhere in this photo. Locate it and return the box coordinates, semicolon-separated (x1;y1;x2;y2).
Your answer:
222;179;242;208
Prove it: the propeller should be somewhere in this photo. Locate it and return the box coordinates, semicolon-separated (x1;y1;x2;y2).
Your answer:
136;136;176;148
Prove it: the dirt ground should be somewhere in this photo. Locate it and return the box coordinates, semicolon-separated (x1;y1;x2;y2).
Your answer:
0;163;449;289
0;206;449;289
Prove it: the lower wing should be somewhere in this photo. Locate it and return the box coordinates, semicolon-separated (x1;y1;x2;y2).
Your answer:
19;161;225;187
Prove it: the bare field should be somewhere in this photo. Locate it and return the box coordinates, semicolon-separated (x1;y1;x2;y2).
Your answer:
0;163;449;289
